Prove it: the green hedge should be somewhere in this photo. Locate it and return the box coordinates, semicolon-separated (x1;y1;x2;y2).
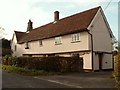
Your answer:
114;49;120;81
2;65;48;76
2;56;83;72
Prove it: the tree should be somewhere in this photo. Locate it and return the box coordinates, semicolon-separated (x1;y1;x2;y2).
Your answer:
112;37;118;51
2;38;12;56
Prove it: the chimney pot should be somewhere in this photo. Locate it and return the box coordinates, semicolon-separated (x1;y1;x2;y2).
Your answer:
27;19;33;32
54;11;59;22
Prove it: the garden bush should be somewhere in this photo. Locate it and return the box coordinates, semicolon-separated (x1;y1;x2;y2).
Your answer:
113;48;120;88
114;49;120;80
2;56;83;72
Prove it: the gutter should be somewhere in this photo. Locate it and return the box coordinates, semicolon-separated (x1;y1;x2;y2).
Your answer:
86;30;94;71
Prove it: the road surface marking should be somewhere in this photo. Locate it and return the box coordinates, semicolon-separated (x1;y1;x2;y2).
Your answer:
34;76;82;88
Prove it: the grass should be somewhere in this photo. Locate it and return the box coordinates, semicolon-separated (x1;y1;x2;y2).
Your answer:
2;65;62;76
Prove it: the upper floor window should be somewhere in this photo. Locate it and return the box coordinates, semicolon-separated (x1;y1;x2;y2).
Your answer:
71;33;80;42
25;42;29;49
39;40;43;46
55;36;62;45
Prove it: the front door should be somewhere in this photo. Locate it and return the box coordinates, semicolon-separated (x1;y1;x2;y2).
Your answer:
98;53;103;70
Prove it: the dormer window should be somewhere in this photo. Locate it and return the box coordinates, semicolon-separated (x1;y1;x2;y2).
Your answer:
25;42;29;49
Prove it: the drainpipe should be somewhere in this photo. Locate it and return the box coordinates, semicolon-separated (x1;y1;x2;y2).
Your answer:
87;30;94;71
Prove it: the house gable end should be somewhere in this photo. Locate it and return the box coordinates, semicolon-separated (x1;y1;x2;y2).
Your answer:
87;7;114;38
88;7;113;52
12;32;17;44
100;8;114;38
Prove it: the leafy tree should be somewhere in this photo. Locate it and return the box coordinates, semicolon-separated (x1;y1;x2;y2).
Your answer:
2;38;10;49
2;38;12;56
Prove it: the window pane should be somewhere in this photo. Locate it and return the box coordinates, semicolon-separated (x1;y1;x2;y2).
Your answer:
77;33;80;41
71;33;80;42
39;40;42;46
55;37;62;45
72;34;75;42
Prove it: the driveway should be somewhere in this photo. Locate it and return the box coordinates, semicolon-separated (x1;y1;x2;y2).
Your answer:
2;70;116;88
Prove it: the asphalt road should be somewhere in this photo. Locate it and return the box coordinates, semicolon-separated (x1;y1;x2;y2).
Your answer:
2;70;116;88
39;71;116;88
2;70;72;88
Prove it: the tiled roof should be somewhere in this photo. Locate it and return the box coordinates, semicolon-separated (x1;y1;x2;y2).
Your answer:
17;6;100;44
14;31;25;42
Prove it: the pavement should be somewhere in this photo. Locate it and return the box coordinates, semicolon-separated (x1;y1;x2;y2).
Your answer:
2;70;116;88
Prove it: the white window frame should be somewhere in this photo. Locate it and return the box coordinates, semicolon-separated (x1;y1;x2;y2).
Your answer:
71;33;80;42
55;36;62;45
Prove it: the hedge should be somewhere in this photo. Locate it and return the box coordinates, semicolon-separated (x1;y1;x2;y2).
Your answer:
114;49;120;81
2;56;83;72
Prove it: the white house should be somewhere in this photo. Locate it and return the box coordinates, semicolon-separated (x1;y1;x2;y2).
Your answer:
11;6;114;71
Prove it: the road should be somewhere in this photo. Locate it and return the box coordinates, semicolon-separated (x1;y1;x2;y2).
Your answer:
2;70;116;88
2;70;72;88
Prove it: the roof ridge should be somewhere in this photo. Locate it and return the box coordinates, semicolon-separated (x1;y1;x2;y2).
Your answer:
59;6;100;21
33;6;100;31
17;6;101;43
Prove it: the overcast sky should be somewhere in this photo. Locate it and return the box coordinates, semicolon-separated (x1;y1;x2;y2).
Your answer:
0;0;119;40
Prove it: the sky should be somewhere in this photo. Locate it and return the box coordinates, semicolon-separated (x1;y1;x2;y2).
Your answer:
0;0;119;40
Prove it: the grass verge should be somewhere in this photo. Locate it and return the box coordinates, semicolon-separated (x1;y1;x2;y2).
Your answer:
2;65;62;76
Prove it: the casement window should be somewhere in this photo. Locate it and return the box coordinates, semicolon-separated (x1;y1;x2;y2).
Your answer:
55;36;62;45
71;33;80;42
39;40;43;46
25;42;29;49
14;45;17;51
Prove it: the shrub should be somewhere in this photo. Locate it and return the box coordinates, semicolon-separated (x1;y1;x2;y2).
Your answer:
113;48;120;89
2;55;14;65
114;49;120;79
2;65;47;76
2;56;83;72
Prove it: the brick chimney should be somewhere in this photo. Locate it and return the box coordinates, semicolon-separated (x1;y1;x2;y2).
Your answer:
27;19;33;32
54;11;59;22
